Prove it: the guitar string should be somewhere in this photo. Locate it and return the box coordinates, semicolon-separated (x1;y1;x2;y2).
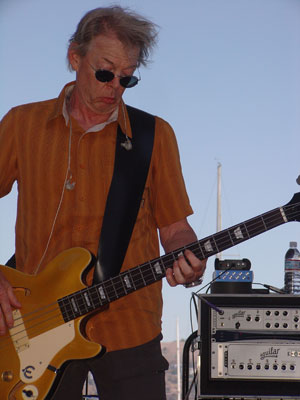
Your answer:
2;205;298;349
0;203;299;350
1;204;298;346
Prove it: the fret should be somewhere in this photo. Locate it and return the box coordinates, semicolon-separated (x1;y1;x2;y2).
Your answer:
127;269;137;290
199;238;217;256
77;292;89;314
215;229;235;250
81;292;90;313
174;249;184;260
70;296;80;314
58;298;74;322
159;257;167;274
143;264;154;285
130;267;146;289
185;242;201;259
228;224;249;245
60;295;80;321
83;290;92;308
233;226;244;240
97;284;109;302
59;298;69;318
228;228;237;248
122;272;136;292
119;274;128;295
109;279;119;300
117;276;127;296
227;230;236;247
263;209;284;230
211;236;220;254
204;239;213;253
260;215;268;231
161;253;175;269
89;286;102;309
245;216;266;237
149;261;158;281
190;242;205;260
197;242;206;259
243;222;250;239
280;207;288;223
57;299;66;319
139;268;147;286
152;260;164;279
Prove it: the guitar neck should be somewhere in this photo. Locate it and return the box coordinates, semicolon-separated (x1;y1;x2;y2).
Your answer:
58;198;299;323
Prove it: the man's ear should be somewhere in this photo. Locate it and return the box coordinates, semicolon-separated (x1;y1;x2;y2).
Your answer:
68;43;81;71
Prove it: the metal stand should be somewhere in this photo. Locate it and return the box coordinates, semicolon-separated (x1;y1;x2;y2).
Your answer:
181;331;199;400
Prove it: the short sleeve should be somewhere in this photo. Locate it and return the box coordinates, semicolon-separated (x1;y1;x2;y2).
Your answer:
0;109;18;198
150;116;193;228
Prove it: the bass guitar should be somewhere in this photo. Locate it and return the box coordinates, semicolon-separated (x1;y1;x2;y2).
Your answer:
1;193;300;399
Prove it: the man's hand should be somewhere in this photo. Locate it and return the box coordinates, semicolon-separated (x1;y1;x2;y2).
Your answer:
0;271;21;335
159;218;206;287
165;248;206;287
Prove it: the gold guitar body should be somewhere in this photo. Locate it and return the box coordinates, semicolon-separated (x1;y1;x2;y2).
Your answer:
1;194;299;398
0;248;102;400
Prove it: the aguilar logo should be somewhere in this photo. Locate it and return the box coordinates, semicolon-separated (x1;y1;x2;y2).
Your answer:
260;347;280;360
232;311;246;319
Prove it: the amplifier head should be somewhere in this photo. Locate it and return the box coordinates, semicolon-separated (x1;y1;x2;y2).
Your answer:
197;293;300;399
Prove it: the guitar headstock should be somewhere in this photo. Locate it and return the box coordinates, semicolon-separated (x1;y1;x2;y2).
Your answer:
284;192;300;222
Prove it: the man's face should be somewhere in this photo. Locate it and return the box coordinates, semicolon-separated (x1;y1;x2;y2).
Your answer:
69;32;140;117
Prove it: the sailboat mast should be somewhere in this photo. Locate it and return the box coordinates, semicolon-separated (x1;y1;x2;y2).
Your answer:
216;162;222;259
177;317;181;400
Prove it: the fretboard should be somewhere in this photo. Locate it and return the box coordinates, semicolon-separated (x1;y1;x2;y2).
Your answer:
58;195;300;323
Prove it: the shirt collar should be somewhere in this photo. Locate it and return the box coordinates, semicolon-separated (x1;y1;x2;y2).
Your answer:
48;81;131;136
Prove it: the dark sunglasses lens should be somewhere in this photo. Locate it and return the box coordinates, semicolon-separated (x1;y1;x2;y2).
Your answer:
119;76;139;88
95;70;114;83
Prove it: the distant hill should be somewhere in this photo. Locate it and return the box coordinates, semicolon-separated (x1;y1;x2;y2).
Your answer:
162;339;196;400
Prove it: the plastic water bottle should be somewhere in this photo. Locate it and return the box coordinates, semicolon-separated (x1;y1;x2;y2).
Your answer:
284;242;300;294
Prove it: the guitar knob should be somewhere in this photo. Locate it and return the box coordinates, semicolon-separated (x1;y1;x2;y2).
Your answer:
23;390;33;397
1;370;13;382
21;385;38;399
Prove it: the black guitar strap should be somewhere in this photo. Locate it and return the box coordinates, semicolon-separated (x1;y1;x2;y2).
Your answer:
92;105;155;284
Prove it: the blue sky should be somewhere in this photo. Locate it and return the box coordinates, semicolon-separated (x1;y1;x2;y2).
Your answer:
0;0;299;342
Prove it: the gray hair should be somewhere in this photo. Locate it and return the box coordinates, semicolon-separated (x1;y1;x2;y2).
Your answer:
68;6;159;69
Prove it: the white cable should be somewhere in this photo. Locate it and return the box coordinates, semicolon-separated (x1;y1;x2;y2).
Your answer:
34;119;73;274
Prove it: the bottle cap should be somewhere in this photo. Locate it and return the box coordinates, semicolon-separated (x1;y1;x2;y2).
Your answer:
290;241;297;247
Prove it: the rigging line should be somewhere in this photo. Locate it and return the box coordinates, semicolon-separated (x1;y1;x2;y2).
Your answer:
197;178;217;238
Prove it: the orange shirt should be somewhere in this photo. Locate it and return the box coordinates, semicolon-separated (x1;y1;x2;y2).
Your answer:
0;82;193;351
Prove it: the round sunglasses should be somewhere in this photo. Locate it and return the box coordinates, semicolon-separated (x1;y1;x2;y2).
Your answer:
89;63;140;88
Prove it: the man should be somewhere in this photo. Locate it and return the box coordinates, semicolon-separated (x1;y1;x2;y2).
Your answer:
0;6;206;399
